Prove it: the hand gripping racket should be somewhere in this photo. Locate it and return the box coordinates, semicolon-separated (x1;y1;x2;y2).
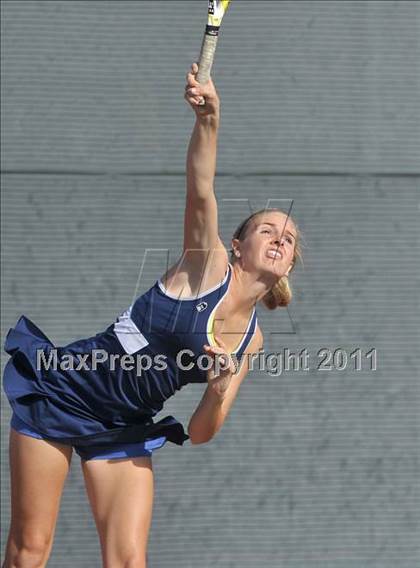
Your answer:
196;0;231;103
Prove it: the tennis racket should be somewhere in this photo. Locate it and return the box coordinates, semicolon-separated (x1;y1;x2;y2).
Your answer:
196;0;231;103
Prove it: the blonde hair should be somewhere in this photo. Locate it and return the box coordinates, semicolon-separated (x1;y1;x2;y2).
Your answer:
229;208;303;310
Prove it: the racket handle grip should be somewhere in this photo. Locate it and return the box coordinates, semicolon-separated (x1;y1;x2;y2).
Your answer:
197;33;218;85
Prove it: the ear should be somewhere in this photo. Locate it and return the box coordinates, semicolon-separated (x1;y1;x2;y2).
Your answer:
231;238;241;257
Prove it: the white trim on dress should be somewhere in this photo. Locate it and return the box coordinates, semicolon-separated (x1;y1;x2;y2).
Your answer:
157;263;231;301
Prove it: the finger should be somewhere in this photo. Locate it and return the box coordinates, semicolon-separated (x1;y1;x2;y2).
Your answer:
186;63;198;76
217;353;230;367
185;87;201;97
184;89;201;101
185;97;200;106
203;347;226;360
185;86;201;100
203;344;225;355
186;71;200;86
187;77;200;90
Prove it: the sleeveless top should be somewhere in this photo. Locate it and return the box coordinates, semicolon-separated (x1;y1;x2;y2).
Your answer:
3;263;258;446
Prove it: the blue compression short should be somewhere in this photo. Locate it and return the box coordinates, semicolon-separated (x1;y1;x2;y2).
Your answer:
10;412;167;461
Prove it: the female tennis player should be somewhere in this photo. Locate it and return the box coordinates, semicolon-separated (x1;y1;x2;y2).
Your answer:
2;63;301;568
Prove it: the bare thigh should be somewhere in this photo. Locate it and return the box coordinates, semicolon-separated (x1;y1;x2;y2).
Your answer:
3;428;73;567
81;456;154;568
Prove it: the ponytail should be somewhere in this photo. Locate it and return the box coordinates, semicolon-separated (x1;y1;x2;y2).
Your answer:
261;275;292;309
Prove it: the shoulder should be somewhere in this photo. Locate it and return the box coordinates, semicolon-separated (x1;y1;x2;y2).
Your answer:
159;239;229;298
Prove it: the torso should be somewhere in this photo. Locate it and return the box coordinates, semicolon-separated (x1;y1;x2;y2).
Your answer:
159;252;261;354
110;257;262;403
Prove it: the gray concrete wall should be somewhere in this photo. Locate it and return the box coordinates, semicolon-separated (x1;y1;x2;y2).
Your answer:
1;2;419;567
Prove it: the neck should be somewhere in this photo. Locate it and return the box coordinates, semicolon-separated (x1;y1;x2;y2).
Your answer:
228;262;274;314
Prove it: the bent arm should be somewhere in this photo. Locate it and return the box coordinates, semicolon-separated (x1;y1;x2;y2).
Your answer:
188;384;225;445
188;328;264;444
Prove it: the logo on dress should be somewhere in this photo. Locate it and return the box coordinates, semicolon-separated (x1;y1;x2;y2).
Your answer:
196;301;208;312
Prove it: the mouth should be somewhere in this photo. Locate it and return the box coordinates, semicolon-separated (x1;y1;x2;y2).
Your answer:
266;248;282;260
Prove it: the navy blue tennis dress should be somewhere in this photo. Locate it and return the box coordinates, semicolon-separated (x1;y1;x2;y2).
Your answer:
3;263;258;459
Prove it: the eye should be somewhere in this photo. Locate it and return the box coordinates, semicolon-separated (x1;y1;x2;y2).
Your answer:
282;235;295;245
261;229;271;234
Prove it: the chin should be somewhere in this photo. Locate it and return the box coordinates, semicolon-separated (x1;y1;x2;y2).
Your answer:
259;258;284;277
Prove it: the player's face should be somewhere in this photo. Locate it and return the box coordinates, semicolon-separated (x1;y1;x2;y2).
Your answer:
234;212;297;278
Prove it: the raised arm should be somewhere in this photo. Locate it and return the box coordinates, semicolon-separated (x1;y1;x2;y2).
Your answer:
183;63;227;262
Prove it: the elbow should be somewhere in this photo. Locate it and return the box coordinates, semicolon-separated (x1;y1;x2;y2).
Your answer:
188;434;213;445
187;429;214;445
189;437;208;446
